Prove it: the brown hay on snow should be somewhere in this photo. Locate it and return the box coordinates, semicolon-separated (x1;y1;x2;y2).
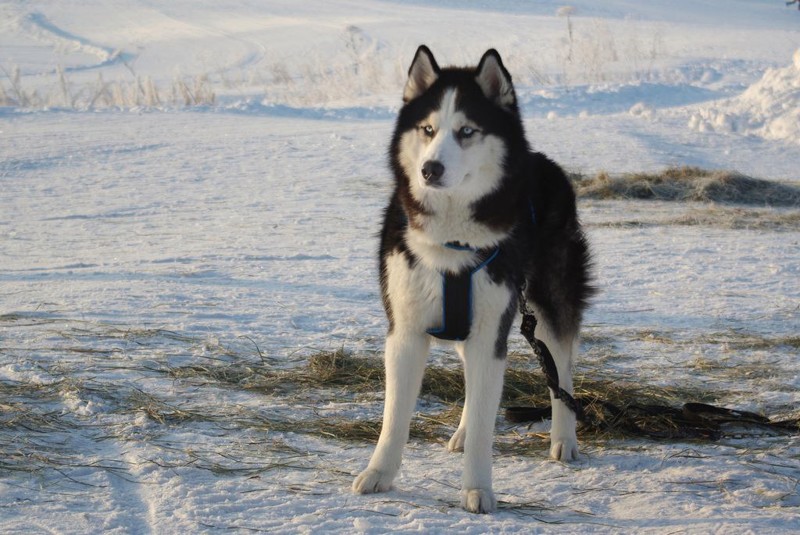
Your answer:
575;166;800;207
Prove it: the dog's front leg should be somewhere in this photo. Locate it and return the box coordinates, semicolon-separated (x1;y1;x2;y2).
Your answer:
457;340;507;514
352;330;429;494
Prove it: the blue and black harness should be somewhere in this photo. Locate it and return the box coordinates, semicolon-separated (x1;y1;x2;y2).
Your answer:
425;242;500;342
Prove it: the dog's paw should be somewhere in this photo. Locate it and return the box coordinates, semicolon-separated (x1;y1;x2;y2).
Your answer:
447;427;465;453
352;468;394;494
549;435;579;462
461;488;497;514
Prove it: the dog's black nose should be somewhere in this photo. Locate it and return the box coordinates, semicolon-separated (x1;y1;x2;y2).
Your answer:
421;160;445;185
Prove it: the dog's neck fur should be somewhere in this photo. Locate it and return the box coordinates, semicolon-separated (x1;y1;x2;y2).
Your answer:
403;195;508;273
413;195;505;247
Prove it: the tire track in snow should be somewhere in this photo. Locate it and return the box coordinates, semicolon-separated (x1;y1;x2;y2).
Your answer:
11;8;130;74
101;445;162;535
58;377;162;534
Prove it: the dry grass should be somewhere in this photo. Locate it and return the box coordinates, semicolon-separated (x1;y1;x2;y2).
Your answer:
575;167;800;207
163;350;796;443
589;205;800;231
0;384;73;433
1;64;216;109
697;332;800;351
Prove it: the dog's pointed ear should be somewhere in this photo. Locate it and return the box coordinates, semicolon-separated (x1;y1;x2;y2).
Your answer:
403;45;440;102
475;49;515;108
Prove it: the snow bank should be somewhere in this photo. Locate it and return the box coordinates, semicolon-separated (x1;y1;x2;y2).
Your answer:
690;49;800;145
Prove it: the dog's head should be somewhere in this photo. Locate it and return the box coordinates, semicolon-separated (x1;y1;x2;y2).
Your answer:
392;46;524;208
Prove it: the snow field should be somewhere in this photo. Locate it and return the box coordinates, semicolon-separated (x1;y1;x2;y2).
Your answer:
2;1;800;533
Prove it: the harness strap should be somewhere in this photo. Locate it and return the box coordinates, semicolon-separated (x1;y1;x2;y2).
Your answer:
427;245;499;341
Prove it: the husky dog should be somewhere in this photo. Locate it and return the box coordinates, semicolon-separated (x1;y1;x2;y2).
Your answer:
352;46;593;514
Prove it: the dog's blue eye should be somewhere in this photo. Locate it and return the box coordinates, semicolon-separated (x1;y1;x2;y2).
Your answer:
422;125;435;137
458;126;476;138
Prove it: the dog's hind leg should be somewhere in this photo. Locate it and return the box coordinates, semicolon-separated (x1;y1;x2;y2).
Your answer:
456;339;507;514
352;330;429;494
447;350;468;453
534;313;579;461
447;412;466;453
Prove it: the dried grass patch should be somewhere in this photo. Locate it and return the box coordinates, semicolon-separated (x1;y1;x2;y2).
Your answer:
575;167;800;207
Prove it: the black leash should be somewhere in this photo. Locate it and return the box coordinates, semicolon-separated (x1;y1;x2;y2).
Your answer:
517;288;584;420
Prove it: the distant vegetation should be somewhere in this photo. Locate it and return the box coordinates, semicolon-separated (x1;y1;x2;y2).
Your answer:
0;64;215;109
573;167;800;207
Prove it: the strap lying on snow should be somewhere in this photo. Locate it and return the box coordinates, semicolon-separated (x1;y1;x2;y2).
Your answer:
506;399;800;440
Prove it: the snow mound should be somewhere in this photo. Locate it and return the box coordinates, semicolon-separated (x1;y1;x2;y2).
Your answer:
689;49;800;145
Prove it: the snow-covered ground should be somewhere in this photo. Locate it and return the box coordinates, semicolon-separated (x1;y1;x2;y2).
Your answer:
1;1;799;533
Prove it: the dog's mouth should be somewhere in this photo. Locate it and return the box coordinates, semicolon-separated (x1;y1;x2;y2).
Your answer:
419;178;445;189
418;168;467;191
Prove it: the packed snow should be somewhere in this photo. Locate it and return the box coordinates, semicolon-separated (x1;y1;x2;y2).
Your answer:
1;1;799;533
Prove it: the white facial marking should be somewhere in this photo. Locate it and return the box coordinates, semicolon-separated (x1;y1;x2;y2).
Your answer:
419;90;467;190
